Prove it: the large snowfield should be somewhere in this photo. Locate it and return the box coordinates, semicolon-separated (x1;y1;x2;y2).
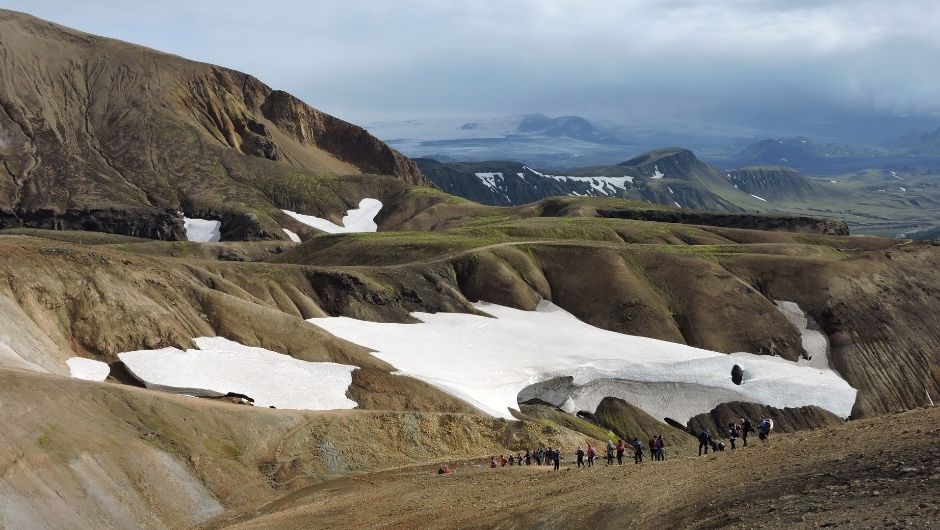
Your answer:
310;301;856;422
118;337;358;410
282;198;382;234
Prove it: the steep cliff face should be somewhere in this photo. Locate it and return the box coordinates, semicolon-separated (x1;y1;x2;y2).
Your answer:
0;9;428;240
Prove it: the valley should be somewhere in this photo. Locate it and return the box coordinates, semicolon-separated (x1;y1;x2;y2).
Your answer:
1;7;939;530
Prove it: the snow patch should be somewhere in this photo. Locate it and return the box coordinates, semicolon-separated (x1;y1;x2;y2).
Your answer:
282;198;382;234
774;301;833;371
667;187;674;194
673;201;682;208
282;228;301;243
521;165;633;196
183;218;221;242
749;194;768;202
66;357;110;381
310;301;856;422
650;166;664;179
118;337;358;410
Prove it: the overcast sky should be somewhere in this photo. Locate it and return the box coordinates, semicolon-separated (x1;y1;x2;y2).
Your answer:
5;0;940;137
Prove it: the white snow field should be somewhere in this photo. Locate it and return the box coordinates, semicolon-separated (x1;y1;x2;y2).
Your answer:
282;198;382;234
118;337;358;410
183;218;221;242
282;228;302;243
310;301;856;422
66;357;110;381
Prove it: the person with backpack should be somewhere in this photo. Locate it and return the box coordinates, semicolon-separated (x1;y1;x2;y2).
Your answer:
616;439;625;465
741;418;753;447
576;446;585;468
606;440;615;466
758;416;771;442
490;456;497;468
500;455;508;466
586;444;595;467
553;448;561;471
659;435;667;461
535;447;543;466
525;450;532;466
633;438;644;464
698;429;711;456
728;422;739;450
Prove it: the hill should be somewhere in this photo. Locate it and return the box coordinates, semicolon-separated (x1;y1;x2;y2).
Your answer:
728;166;830;201
0;9;427;241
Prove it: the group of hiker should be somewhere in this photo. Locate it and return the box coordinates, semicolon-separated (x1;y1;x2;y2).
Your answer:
489;415;776;471
697;415;775;455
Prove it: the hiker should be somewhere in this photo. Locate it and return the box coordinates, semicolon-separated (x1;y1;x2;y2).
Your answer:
535;447;543;466
438;464;453;475
698;429;711;456
606;440;615;466
758;416;771;442
741;417;753;447
545;447;553;466
500;455;508;467
728;422;739;450
525;450;532;466
648;438;655;460
490;456;498;468
616;439;625;465
658;435;667;461
553;448;561;471
633;438;644;464
509;453;515;466
586;444;595;467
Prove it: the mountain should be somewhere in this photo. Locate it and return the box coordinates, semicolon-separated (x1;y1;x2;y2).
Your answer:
417;147;776;211
0;9;427;241
885;126;940;155
728;166;827;201
735;138;824;167
515;113;622;144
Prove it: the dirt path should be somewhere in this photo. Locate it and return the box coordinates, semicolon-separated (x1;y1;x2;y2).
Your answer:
203;407;940;529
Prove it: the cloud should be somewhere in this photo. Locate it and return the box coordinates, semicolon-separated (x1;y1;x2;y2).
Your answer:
5;0;940;130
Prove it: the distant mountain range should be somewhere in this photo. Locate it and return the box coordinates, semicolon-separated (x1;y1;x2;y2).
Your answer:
415;147;829;211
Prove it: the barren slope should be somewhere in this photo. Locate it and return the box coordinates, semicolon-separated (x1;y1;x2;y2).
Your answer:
0;9;427;240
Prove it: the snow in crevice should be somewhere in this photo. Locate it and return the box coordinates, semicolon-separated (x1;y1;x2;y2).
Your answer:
66;357;110;381
282;228;301;243
309;301;856;422
282;198;382;234
118;337;358;410
774;300;835;372
650;166;665;179
673;201;682;208
183;218;221;242
749;194;768;202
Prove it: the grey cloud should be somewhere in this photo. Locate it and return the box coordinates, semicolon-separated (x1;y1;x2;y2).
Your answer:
4;0;940;138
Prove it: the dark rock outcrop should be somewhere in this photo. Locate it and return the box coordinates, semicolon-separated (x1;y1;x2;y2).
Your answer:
686;401;843;438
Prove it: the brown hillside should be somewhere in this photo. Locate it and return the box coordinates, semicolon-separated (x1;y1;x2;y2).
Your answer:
0;9;428;240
